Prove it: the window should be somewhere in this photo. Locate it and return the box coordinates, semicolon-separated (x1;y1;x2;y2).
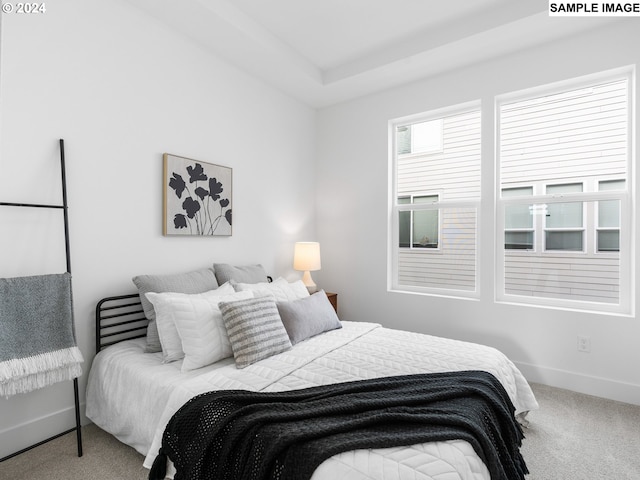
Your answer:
545;183;584;252
397;119;444;155
503;187;533;249
388;68;632;314
597;180;624;252
390;104;481;296
497;70;632;313
399;195;439;248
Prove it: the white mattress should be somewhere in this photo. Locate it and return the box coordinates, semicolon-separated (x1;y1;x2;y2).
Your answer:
86;322;538;479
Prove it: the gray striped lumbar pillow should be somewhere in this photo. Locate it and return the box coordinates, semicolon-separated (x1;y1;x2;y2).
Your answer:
219;295;292;368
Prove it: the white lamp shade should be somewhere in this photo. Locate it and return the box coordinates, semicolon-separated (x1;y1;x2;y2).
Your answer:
293;242;321;271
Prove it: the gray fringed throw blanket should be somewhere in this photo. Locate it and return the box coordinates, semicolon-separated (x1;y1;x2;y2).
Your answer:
0;273;84;397
149;370;527;480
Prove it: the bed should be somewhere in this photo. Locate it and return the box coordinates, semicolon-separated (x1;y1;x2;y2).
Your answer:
85;265;538;480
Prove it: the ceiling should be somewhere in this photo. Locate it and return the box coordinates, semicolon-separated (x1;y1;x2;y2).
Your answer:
125;0;617;108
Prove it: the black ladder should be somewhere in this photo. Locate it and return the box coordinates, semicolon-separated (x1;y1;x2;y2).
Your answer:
0;139;83;462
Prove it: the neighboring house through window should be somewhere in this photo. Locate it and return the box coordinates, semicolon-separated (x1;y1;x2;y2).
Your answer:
398;194;439;248
389;67;633;315
390;104;481;296
496;69;632;313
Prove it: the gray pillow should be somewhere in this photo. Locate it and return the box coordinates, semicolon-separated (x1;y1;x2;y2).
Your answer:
277;290;342;345
219;295;291;368
213;263;268;285
132;268;219;352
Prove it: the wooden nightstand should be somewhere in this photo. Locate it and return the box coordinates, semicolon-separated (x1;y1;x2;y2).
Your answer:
325;292;338;314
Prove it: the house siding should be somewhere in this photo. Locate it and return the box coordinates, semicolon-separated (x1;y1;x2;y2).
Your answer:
499;77;627;305
396;110;480;291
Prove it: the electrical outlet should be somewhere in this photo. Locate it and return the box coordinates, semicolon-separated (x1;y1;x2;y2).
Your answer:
577;335;591;353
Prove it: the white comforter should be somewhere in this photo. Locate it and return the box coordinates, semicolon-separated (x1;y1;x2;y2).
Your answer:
86;322;538;480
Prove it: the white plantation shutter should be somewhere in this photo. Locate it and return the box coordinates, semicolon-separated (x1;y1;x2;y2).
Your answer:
497;72;631;313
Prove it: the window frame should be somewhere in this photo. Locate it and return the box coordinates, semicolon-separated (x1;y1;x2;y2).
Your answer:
596;179;625;253
503;186;535;251
396;119;445;157
389;101;481;299
398;193;441;250
495;67;634;315
543;182;585;253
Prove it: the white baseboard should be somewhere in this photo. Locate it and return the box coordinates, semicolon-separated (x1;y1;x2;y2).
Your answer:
0;403;88;460
514;361;640;406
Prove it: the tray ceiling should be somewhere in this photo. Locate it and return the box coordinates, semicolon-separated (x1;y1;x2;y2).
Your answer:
125;0;617;107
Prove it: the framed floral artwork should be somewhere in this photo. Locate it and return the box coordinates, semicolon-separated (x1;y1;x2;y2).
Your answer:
163;154;232;236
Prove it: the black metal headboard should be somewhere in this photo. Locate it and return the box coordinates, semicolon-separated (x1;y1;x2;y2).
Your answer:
94;276;273;353
95;293;148;353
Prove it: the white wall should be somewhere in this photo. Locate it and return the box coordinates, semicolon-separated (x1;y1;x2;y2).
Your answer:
317;21;640;406
0;0;316;457
2;2;638;462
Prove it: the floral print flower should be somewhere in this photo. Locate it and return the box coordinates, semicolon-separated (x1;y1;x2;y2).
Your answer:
169;173;186;199
182;197;200;219
187;163;207;183
195;186;209;200
209;178;223;201
174;214;187;229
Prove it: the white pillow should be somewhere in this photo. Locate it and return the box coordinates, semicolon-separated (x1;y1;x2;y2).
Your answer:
132;267;219;353
175;290;254;371
145;282;235;363
233;277;309;302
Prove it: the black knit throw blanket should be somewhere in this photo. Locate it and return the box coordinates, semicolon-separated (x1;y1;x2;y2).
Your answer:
149;370;528;480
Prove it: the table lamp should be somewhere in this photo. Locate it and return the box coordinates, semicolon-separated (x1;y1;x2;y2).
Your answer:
293;242;321;293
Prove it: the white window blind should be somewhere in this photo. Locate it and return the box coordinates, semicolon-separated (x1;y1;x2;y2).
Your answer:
497;71;632;313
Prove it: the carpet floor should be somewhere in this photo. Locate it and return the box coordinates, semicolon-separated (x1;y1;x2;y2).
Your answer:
1;382;638;479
